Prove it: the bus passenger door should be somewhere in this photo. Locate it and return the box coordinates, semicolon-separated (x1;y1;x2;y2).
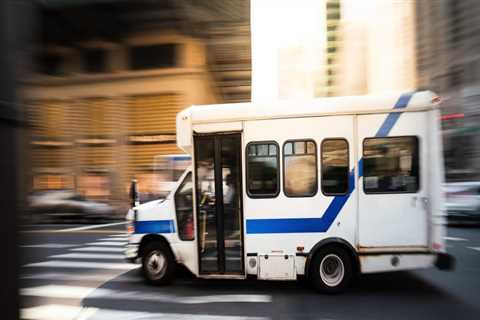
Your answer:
194;133;244;275
358;112;429;250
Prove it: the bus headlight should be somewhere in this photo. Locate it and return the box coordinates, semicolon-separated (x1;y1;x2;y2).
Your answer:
126;209;135;234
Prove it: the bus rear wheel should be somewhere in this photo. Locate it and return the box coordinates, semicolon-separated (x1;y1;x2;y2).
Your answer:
142;241;175;285
309;246;353;293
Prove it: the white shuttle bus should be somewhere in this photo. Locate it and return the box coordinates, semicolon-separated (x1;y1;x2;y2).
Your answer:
125;91;454;293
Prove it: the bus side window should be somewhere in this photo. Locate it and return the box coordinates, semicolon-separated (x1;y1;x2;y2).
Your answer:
174;172;194;240
321;139;349;195
283;140;318;197
363;136;419;194
246;142;280;198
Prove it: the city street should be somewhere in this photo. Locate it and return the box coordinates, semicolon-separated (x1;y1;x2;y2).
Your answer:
20;224;480;320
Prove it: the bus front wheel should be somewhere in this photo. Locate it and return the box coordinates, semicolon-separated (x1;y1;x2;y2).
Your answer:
309;246;353;293
141;241;175;285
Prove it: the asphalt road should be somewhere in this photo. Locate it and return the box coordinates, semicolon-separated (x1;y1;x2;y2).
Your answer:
19;224;480;320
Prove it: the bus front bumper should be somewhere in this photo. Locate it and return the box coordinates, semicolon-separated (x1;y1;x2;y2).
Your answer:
125;243;139;263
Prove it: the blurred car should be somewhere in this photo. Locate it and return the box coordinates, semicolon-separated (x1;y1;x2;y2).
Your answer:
29;190;115;222
445;182;480;224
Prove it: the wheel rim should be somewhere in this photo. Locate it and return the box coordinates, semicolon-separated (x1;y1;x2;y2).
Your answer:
146;250;167;279
319;254;344;287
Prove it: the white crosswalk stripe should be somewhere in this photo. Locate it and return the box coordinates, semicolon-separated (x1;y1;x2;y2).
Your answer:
70;246;124;253
98;237;128;242
21;304;96;320
21;284;272;304
21;285;109;299
444;236;468;241
20;244;78;249
21;272;138;282
49;253;124;260
55;222;127;232
21;305;270;320
21;231;272;320
23;260;139;270
468;246;480;252
107;234;128;238
86;242;125;246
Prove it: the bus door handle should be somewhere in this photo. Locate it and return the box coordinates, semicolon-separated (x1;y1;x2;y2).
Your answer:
411;196;417;207
421;197;429;210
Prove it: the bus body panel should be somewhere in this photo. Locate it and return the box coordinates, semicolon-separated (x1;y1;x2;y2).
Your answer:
242;116;357;275
357;111;429;249
127;91;451;282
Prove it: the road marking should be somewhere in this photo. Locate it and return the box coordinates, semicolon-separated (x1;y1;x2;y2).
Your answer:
83;308;270;320
21;304;98;320
21;305;270;320
23;260;138;270
20;243;78;249
468;247;480;252
107;233;128;237
444;236;467;241
88;292;272;304
49;253;124;260
21;285;109;299
98;237;128;241
70;246;124;253
20;272;138;282
86;241;125;246
56;222;127;232
21;285;272;304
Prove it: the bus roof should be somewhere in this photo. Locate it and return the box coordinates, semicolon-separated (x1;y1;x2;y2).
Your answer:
180;91;437;125
176;91;439;154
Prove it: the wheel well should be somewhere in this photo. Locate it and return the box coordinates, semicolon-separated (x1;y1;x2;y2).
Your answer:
305;238;359;277
138;234;175;260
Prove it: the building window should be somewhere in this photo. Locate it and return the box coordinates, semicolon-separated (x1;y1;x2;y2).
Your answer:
283;140;317;197
129;43;177;70
363;136;419;194
83;48;107;73
175;172;194;241
36;53;63;76
246;142;279;198
321;139;349;195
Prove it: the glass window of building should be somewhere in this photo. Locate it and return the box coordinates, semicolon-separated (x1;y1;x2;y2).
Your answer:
246;142;279;197
83;48;107;73
129;44;177;70
283;140;317;197
363;136;419;194
321;139;349;195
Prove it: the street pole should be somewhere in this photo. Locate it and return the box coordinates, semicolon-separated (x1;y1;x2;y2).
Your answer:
0;0;33;318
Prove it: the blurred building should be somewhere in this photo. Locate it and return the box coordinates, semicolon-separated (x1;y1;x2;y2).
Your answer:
337;0;417;95
22;0;250;206
323;0;341;97
416;0;480;181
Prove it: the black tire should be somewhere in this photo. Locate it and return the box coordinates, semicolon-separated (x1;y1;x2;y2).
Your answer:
141;241;176;285
309;246;353;294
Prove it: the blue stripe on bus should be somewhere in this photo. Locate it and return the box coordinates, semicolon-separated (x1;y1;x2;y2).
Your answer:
375;93;412;137
246;172;355;234
246;92;414;234
135;220;176;234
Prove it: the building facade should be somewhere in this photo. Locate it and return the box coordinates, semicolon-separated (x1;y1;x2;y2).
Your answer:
23;1;250;209
416;0;480;181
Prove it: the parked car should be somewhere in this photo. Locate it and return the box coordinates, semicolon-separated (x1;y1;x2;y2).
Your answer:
445;182;480;224
29;190;116;222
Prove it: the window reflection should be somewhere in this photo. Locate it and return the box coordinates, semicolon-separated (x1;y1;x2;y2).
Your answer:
321;139;349;195
284;140;317;197
247;142;279;197
363;136;419;193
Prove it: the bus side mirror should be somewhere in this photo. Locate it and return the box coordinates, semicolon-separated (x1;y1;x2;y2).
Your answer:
129;179;139;208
